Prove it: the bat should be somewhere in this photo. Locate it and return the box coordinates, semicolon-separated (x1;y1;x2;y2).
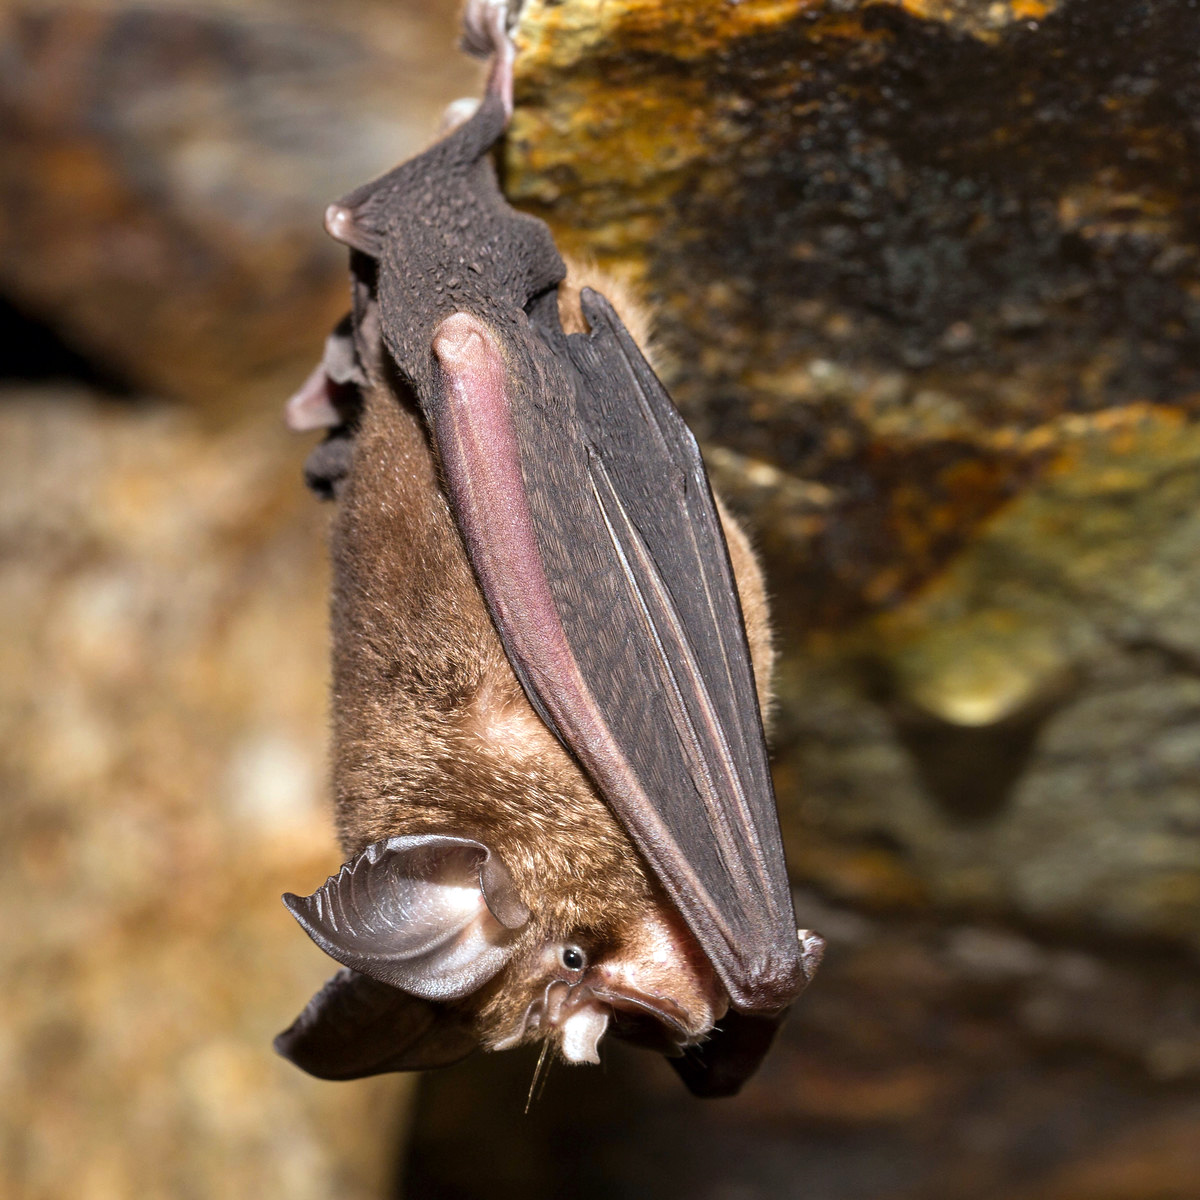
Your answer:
275;0;824;1097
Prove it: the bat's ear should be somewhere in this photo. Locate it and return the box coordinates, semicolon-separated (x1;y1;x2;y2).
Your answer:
275;969;478;1079
283;835;531;1002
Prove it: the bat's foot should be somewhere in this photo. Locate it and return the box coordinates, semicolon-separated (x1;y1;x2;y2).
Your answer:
460;0;517;120
461;0;519;57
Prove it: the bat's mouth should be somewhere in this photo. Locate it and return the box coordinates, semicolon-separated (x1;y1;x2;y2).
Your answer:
590;985;694;1053
503;977;704;1064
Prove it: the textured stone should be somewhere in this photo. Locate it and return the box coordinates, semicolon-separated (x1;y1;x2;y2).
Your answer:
508;0;1200;952
403;895;1200;1200
0;2;478;411
0;390;412;1200
768;408;1200;947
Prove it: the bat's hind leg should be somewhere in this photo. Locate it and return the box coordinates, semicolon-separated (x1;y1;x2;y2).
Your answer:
460;0;518;119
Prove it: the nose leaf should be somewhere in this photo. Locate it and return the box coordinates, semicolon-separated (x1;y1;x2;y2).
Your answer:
559;1005;610;1065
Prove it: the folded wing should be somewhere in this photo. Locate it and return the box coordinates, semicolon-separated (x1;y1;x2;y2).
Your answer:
428;291;803;1020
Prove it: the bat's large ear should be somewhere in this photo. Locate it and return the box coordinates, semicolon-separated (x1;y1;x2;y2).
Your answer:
275;969;478;1080
283;835;531;1002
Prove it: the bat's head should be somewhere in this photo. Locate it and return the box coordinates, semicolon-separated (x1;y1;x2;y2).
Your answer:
477;871;728;1065
276;831;729;1079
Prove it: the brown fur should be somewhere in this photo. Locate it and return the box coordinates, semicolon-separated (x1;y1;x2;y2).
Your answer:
327;265;775;1045
556;259;656;354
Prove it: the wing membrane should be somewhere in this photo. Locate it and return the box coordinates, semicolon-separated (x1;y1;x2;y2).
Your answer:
428;294;802;1015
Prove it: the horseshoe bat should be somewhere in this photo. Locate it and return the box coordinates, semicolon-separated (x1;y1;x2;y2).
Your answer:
276;0;823;1097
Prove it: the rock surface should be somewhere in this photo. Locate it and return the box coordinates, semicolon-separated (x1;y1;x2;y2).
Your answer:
405;896;1200;1200
0;1;478;411
509;0;1200;953
0;391;412;1199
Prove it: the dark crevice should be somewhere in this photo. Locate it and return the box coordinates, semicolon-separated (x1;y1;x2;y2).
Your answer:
858;658;1077;824
1114;634;1200;680
888;700;1058;824
0;295;136;397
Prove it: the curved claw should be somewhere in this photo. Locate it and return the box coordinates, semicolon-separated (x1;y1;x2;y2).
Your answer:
323;202;382;254
461;0;516;121
461;0;515;57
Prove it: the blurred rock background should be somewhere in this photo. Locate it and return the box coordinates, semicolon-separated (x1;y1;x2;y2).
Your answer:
1;2;476;1196
3;1;1199;1198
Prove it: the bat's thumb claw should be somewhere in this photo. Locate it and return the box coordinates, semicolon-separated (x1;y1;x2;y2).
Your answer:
797;929;827;983
324;204;356;244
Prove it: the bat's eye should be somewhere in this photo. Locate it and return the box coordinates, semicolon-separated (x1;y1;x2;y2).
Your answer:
560;945;586;972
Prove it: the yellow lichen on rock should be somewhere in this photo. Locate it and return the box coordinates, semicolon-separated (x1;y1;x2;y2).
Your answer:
883;0;1058;39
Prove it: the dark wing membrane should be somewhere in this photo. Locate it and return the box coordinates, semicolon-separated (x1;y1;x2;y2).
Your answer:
427;295;802;1015
275;969;477;1080
670;1011;785;1098
539;290;800;1012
